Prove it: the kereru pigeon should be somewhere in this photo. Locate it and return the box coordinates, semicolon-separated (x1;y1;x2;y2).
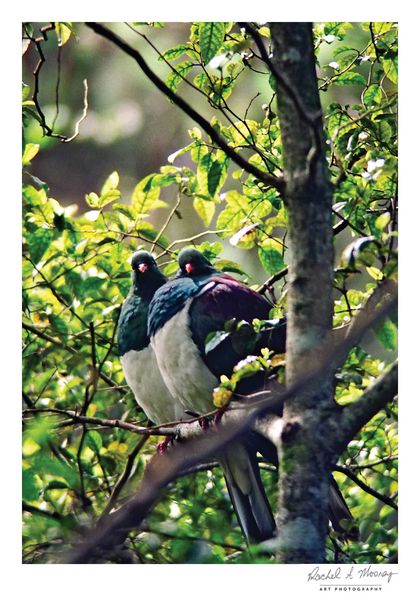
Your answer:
117;251;185;425
148;248;356;542
148;248;284;543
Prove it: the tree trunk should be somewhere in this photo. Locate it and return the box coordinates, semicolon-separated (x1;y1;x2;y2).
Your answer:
270;22;335;563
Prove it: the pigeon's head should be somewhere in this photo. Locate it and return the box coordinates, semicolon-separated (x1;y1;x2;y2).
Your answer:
130;251;165;291
131;250;157;273
177;247;215;277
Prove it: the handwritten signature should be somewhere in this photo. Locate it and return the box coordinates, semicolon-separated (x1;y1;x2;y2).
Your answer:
307;565;397;584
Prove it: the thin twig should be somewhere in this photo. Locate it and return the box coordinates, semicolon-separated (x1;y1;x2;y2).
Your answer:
63;79;89;143
334;464;397;510
150;193;181;254
24;23;88;143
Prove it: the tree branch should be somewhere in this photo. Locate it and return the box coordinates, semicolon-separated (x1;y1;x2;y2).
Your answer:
335;360;398;455
333;464;397;510
85;22;285;194
23;408;178;437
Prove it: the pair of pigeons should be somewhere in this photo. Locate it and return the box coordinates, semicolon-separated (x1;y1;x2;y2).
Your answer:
117;247;354;545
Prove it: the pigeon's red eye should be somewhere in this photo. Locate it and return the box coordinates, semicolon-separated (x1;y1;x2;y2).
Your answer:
138;263;148;273
185;263;193;274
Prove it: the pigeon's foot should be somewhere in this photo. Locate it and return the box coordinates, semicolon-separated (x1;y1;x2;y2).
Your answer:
214;405;229;426
157;435;174;454
198;416;211;431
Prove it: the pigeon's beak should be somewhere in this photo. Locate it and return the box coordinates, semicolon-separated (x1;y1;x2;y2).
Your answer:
185;263;193;274
138;263;148;273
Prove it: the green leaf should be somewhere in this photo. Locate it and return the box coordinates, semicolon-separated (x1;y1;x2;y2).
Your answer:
55;22;72;46
373;22;394;35
166;60;194;92
197;241;223;260
383;56;398;84
163;260;179;277
167;143;194;163
85;430;103;454
131;175;167;214
85;192;100;208
150;171;180;188
374;119;392;143
198;22;226;64
193;197;215;226
334;71;366;86
366;266;383;281
22;143;40;166
160;44;191;61
375;212;391;231
23;469;41;501
258;238;285;274
25;416;57;448
98;190;121;208
363;84;382;107
194;72;211;91
45;479;69;490
374;318;397;351
207;160;223;197
48;313;68;337
28;228;52;262
333;45;358;58
205;330;230;354
214;259;248;276
101;171;119;194
216;190;271;241
136;221;170;247
197;153;227;198
258;26;270;39
112;203;134;220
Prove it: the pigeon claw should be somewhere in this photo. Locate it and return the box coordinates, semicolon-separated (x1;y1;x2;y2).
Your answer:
157;435;174;454
198;416;211;431
214;405;228;426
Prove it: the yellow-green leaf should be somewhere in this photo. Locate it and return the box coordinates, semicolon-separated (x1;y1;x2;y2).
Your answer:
101;171;119;194
193;196;215;226
258;238;285;274
375;212;391;231
55;22;72;46
22;143;39;166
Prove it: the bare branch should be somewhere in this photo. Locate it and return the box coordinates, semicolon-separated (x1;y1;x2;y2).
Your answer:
333;464;397;510
23;408;178;437
24;23;88;142
63;79;89;143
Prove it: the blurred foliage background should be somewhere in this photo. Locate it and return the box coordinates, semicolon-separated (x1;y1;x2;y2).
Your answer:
22;22;397;564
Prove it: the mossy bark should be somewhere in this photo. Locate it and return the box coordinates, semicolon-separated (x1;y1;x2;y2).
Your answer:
270;22;335;563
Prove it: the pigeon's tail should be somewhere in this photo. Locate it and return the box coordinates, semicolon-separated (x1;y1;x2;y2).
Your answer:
220;443;276;544
328;476;359;540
